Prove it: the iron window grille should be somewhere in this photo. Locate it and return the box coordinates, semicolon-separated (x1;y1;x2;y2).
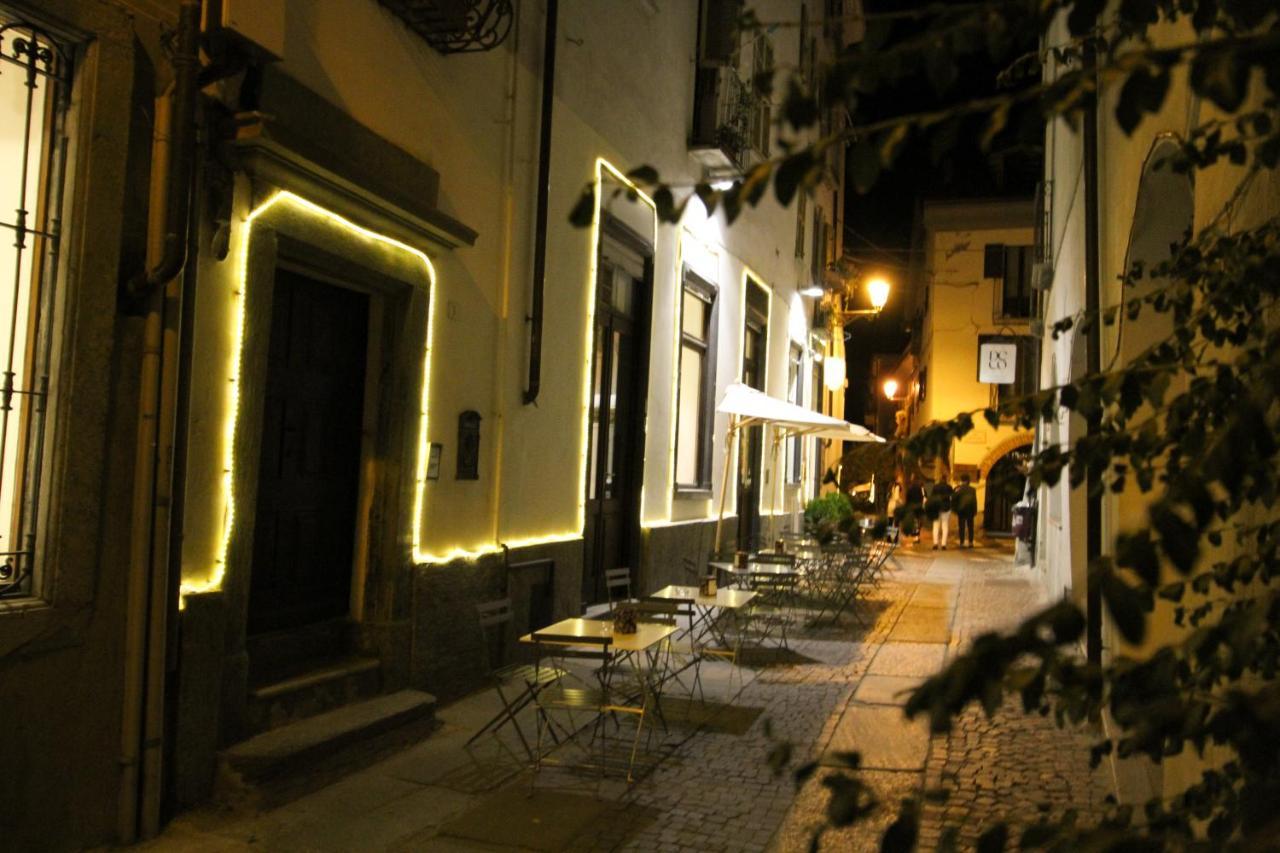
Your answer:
378;0;513;54
0;15;71;599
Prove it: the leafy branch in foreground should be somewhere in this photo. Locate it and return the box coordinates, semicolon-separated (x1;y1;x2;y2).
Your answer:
767;163;1280;853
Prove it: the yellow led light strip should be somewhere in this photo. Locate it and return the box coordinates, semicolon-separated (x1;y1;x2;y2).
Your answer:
179;190;446;602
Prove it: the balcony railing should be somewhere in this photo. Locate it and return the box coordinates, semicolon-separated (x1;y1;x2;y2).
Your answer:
378;0;512;54
690;65;769;175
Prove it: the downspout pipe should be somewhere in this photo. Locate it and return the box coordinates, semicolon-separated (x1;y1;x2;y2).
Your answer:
125;1;201;301
1082;32;1104;667
524;0;558;405
118;1;202;841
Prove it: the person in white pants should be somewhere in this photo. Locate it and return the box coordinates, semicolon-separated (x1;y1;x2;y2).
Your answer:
929;477;954;550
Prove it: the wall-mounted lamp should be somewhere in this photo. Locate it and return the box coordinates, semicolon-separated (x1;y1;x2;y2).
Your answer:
800;284;825;298
883;378;899;400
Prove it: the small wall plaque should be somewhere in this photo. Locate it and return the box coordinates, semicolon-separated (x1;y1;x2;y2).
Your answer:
427;443;443;480
457;410;481;480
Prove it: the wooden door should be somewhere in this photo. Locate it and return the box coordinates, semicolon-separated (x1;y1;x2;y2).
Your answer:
982;452;1025;535
248;269;370;635
583;242;648;605
737;319;766;550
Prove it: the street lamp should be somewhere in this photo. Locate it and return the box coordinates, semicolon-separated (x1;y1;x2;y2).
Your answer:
821;274;893;392
883;378;899;400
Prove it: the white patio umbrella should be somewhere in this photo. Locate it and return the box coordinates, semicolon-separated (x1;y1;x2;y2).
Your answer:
712;382;884;552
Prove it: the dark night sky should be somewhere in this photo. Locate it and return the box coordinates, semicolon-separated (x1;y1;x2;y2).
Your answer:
839;0;1042;424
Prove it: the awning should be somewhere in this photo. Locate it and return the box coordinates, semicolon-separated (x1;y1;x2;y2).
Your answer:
716;382;884;443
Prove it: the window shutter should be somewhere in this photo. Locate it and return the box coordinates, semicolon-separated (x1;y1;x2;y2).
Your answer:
983;243;1006;278
700;0;743;65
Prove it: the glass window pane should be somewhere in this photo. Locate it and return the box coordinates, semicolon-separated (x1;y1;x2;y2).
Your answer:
676;345;704;485
682;291;706;340
611;269;634;316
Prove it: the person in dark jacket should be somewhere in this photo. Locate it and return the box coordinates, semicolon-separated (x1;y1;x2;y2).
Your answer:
904;478;925;543
927;477;954;549
953;473;979;548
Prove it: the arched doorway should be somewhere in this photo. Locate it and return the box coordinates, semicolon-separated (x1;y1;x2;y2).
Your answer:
983;448;1029;534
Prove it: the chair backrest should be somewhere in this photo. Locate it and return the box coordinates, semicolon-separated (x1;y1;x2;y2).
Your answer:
633;599;684;626
530;631;612;664
604;567;632;608
682;556;704;579
752;552;797;567
475;598;513;672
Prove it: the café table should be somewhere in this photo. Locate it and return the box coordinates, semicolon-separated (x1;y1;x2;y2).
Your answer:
520;617;676;782
647;584;756;649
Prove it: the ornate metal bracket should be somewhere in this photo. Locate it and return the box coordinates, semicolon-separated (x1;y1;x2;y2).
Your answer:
379;0;513;54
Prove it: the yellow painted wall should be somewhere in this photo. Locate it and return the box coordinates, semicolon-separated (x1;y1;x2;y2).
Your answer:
916;214;1035;492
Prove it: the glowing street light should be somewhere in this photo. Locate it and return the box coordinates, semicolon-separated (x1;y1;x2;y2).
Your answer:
866;276;891;311
883;378;899;400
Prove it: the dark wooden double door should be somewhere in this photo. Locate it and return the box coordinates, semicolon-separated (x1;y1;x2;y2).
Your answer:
582;235;649;606
248;268;369;635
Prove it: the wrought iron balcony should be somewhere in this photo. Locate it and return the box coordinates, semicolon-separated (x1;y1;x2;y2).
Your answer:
690;66;769;176
379;0;512;54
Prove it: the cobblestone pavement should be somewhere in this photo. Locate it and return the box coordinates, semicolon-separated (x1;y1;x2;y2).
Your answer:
137;545;1112;853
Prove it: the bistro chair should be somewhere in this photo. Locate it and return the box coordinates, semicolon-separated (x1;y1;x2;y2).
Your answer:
530;631;650;786
604;567;635;612
465;598;566;763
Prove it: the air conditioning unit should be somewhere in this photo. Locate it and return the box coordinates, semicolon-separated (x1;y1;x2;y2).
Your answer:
203;0;285;61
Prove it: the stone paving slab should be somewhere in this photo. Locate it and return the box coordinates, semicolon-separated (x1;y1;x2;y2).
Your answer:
822;705;930;771
866;642;948;677
851;674;922;706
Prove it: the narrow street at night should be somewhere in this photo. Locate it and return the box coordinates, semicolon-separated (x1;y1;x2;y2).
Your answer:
130;543;1108;852
4;1;1277;850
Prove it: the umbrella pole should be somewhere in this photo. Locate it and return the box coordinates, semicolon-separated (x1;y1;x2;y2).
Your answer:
713;416;738;555
768;429;782;544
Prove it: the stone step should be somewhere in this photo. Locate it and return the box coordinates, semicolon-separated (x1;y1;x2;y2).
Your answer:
218;689;438;809
246;655;381;734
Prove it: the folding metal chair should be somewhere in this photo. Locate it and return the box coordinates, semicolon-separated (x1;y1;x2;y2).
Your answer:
465;598;565;762
604;567;634;612
531;632;650;785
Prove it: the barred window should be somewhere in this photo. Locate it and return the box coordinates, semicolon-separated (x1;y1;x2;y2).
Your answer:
0;16;72;599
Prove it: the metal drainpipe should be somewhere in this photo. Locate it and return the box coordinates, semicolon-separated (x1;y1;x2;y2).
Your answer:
125;2;201;301
524;0;558;405
1083;32;1104;667
118;1;201;841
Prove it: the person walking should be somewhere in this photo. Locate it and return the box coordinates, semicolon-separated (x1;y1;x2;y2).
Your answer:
885;479;904;543
905;478;925;544
954;473;978;548
928;476;954;550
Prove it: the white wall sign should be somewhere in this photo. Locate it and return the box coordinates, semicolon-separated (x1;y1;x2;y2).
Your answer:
978;341;1018;384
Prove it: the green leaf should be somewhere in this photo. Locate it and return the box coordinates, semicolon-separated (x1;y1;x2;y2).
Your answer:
625;165;659;186
976;822;1009;853
1190;48;1249;113
849;139;882;193
568;185;596;228
1100;567;1148;645
1116;531;1161;588
1116;66;1171;135
1150;503;1200;574
775;151;816;207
